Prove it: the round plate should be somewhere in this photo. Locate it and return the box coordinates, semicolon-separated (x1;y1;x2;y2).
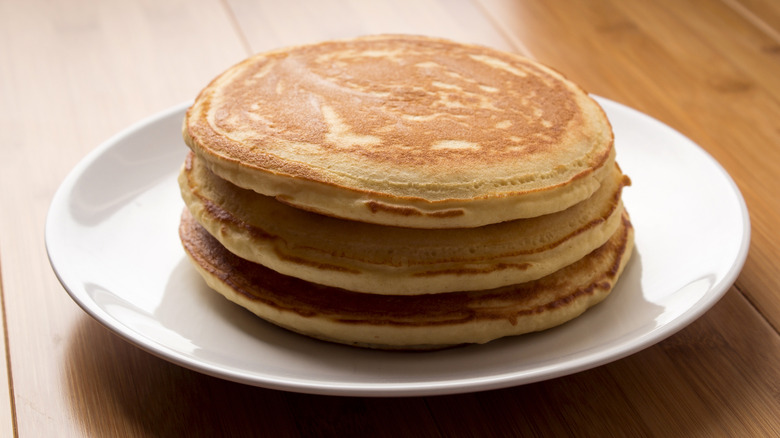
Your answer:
46;97;750;397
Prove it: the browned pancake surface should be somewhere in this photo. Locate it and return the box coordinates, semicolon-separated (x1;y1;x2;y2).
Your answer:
193;39;580;168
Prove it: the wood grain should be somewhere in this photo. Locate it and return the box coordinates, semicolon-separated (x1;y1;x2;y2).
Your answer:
0;268;15;437
225;0;515;53
0;0;246;435
1;0;779;436
726;0;780;37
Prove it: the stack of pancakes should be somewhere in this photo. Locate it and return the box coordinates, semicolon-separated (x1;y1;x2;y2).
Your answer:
178;35;634;350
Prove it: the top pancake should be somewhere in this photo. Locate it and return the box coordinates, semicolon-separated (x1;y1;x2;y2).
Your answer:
184;34;615;228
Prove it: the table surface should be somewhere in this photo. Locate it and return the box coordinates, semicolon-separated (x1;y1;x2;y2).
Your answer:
2;0;779;436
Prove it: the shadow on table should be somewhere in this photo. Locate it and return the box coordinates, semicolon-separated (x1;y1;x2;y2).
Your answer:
62;315;436;437
62;266;754;437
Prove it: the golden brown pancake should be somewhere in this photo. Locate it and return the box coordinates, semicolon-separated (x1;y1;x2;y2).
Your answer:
179;209;634;350
179;151;630;295
183;34;615;228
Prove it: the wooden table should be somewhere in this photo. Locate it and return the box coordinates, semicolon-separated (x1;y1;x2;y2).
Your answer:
2;0;779;436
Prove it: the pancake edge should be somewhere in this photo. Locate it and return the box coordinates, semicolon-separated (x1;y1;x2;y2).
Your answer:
179;210;635;350
179;153;630;295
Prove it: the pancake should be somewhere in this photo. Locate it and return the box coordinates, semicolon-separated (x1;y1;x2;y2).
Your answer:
179;151;630;295
183;34;615;228
179;209;634;350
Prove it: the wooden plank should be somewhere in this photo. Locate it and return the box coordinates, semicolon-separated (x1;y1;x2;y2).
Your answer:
610;289;780;436
0;0;247;435
283;393;438;437
65;317;301;437
225;0;515;53
0;267;16;438
725;0;780;38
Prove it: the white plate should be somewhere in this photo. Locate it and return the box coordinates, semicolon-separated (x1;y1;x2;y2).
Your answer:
46;98;750;397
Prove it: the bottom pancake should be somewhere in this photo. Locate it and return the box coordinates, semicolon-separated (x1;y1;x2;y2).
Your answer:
179;209;634;350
